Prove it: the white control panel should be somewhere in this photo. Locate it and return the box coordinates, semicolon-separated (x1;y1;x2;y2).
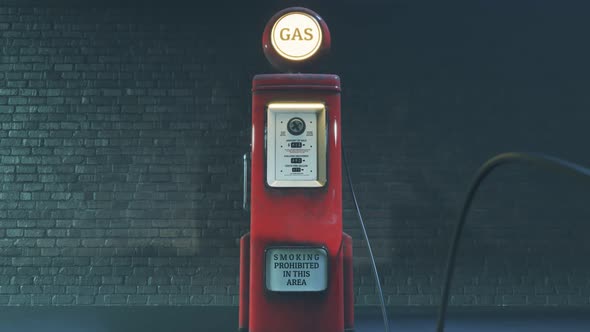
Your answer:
275;112;317;181
266;103;326;187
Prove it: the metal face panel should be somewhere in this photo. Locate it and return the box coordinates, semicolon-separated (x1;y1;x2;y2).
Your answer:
265;247;328;292
266;103;327;187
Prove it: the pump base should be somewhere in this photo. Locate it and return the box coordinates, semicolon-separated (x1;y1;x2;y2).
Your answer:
239;330;352;332
239;233;354;332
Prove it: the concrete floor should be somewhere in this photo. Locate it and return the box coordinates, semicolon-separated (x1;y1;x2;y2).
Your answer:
359;310;590;332
0;306;589;332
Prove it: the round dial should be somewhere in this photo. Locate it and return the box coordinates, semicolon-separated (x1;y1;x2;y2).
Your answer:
287;117;306;136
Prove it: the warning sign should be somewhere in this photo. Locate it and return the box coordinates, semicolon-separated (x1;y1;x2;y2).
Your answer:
265;247;328;292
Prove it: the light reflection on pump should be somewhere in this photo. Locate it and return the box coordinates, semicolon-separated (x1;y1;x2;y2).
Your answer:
333;119;338;148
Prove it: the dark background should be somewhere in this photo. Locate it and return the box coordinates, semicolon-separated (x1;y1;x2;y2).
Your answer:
0;0;589;307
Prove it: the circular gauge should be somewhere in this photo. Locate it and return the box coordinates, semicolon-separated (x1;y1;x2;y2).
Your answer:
287;117;306;136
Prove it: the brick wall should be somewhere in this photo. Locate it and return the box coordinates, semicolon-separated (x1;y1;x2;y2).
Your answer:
337;1;590;306
0;0;590;306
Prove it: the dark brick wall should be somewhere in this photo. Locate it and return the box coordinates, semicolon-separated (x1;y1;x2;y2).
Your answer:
0;0;589;307
0;0;257;305
336;1;590;306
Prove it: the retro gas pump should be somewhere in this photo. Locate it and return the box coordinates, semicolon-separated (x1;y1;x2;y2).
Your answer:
239;7;354;332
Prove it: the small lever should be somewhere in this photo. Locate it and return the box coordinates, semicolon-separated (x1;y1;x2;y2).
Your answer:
243;152;249;211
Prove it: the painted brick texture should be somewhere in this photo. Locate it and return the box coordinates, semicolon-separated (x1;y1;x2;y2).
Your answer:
0;1;255;306
0;0;589;307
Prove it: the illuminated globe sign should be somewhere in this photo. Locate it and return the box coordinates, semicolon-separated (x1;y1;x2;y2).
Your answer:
263;7;331;72
271;12;322;61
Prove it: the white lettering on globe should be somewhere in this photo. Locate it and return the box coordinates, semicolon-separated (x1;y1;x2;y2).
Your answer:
271;12;322;61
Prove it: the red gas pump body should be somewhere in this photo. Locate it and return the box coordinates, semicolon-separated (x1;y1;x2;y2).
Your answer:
238;73;354;332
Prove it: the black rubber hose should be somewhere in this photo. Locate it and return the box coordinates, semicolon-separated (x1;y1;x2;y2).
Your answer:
342;142;390;332
436;152;590;332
